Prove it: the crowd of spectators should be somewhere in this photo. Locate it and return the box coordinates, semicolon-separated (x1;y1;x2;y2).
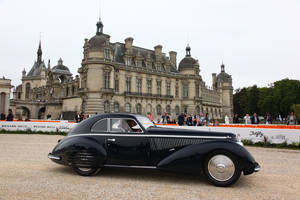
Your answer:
147;111;298;126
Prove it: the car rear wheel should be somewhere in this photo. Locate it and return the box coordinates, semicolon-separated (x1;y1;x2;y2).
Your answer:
204;150;241;187
72;166;102;176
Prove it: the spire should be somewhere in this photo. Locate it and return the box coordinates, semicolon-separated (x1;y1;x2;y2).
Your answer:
185;44;191;57
37;40;42;63
221;63;225;72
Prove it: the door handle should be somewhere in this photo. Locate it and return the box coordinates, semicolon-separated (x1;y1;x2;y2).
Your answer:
107;138;116;142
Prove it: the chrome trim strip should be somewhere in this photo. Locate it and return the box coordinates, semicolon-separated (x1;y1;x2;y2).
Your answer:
67;133;229;139
48;154;61;160
104;164;157;169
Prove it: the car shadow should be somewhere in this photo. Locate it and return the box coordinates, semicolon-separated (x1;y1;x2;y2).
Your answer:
48;165;253;188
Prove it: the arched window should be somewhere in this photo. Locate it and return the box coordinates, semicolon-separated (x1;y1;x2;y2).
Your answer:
183;106;188;114
114;102;119;113
175;105;180;115
136;104;142;114
156;105;162;115
104;101;110;113
25;83;30;99
146;104;152;113
166;105;171;114
125;103;131;113
183;84;189;98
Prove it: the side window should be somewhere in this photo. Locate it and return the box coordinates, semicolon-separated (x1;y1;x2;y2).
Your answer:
110;119;142;133
91;119;108;132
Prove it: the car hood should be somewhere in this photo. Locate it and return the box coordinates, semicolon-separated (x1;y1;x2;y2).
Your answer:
147;126;236;139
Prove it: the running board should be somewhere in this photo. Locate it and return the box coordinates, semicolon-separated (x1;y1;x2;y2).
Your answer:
104;164;157;169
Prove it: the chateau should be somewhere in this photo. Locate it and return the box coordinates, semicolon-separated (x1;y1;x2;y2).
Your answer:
10;18;233;120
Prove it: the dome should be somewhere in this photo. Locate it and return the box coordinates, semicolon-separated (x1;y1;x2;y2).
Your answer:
216;64;231;82
178;56;197;70
51;58;71;75
88;34;108;50
178;45;198;71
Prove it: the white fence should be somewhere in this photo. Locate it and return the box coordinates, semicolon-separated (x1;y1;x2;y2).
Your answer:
0;121;76;132
1;121;300;144
159;125;300;144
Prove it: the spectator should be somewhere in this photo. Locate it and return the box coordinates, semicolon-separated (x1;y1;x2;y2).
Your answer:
75;112;80;123
213;119;219;126
6;109;14;121
204;113;210;126
251;113;259;124
233;113;239;124
287;112;297;125
0;112;5;120
186;115;193;126
161;112;170;124
192;113;198;126
265;112;272;124
199;113;205;126
46;113;52;120
178;113;185;126
147;112;154;122
224;113;230;124
79;112;85;122
244;114;251;124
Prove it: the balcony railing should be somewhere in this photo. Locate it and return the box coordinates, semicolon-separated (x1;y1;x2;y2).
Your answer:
124;92;173;99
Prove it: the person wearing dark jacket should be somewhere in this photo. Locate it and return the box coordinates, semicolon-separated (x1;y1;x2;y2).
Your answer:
0;112;5;120
233;113;239;124
6;109;14;121
251;113;259;124
178;113;185;126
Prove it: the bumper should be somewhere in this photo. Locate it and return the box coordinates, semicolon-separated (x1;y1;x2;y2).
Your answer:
48;153;61;160
254;162;261;172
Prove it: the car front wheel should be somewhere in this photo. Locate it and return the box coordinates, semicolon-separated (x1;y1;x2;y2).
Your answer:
204;150;241;187
72;166;101;176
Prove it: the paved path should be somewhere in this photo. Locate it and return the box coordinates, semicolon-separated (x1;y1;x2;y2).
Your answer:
0;134;299;200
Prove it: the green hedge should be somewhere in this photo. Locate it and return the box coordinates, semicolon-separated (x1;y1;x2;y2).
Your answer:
242;139;300;150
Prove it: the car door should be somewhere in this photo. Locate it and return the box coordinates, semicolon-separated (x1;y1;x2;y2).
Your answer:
105;118;151;166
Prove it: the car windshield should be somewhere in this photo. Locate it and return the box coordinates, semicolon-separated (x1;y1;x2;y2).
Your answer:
137;116;155;130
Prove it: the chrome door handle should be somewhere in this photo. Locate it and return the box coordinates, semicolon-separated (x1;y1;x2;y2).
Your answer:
107;138;116;142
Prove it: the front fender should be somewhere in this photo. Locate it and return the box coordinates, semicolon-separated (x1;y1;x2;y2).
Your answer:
51;136;107;167
157;140;257;174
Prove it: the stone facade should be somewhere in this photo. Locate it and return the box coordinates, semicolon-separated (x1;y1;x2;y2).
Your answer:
0;77;13;116
10;18;233;120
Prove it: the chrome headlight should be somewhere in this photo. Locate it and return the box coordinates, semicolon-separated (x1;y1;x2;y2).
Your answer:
236;134;244;146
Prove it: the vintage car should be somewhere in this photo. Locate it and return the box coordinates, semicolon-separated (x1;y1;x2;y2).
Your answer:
48;113;260;187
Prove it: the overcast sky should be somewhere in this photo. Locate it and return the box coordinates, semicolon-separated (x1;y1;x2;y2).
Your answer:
1;0;300;90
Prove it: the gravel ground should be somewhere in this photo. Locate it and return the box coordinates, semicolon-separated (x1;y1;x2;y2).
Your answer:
0;134;299;200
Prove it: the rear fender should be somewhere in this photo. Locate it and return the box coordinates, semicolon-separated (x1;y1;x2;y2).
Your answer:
157;140;256;173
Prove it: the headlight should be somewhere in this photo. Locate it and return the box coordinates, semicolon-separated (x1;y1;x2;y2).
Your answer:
236;134;244;146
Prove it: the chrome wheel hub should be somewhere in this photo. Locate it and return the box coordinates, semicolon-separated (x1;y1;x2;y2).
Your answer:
208;155;235;182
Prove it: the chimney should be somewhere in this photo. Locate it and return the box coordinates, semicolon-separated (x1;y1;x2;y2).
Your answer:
212;73;217;89
154;45;162;56
169;51;177;67
125;37;134;49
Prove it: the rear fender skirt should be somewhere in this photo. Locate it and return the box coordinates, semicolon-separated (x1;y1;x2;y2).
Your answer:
157;140;256;173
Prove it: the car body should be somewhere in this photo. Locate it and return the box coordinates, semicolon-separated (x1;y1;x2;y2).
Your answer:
48;113;260;186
